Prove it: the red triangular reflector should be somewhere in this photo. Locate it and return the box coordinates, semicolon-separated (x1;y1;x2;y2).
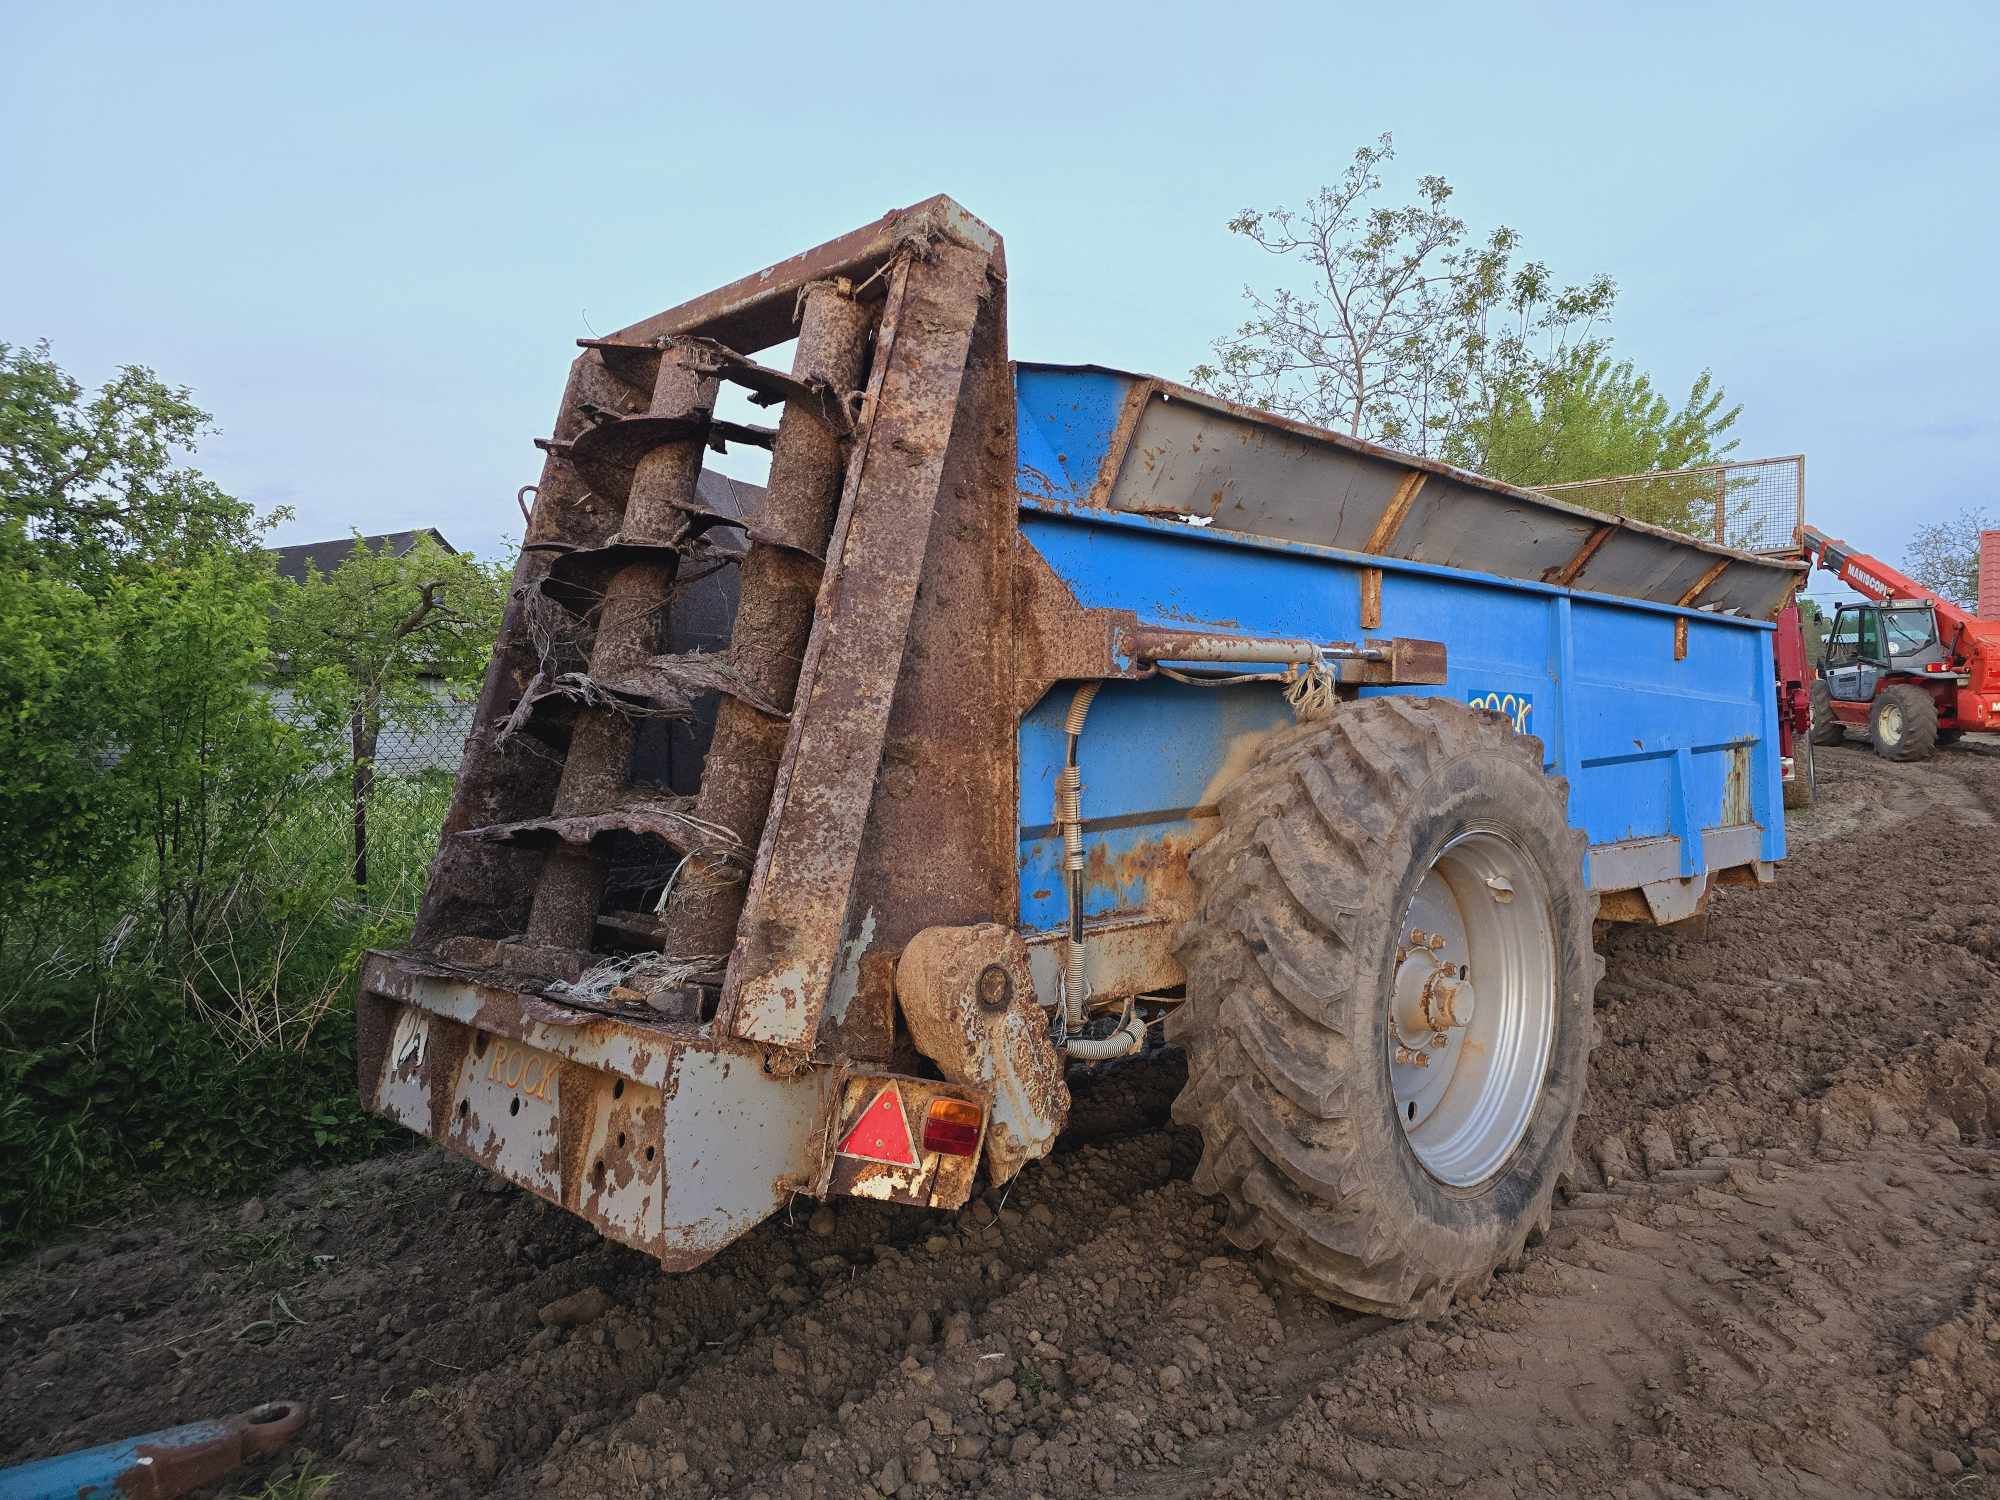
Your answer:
835;1084;917;1167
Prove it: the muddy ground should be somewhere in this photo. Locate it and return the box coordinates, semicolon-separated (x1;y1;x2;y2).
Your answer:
5;737;2000;1499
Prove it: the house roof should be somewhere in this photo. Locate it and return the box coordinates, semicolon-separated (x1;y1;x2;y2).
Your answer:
270;528;457;584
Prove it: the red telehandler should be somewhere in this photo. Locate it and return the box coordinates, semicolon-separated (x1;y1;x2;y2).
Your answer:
1801;525;2000;760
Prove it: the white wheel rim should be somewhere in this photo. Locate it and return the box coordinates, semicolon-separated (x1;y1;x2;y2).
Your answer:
1879;703;1902;744
1387;829;1557;1188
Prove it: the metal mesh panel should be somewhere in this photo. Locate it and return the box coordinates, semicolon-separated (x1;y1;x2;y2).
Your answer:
1537;454;1805;555
260;695;472;913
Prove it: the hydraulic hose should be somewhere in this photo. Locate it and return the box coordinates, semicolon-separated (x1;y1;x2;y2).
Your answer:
1054;683;1144;1060
1059;682;1100;1031
1064;998;1148;1061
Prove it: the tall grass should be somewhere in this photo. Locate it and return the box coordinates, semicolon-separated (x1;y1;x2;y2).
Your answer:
0;771;452;1250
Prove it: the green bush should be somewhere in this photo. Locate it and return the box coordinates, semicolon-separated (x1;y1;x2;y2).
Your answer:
0;769;461;1249
0;983;394;1248
0;344;464;1252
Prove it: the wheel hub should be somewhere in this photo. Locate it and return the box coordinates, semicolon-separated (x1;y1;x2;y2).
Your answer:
1390;941;1477;1058
1387;830;1557;1188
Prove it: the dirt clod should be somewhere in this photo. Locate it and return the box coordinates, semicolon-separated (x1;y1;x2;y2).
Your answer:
537;1287;610;1328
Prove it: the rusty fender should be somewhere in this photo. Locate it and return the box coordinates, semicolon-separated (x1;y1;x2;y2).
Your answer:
894;923;1069;1182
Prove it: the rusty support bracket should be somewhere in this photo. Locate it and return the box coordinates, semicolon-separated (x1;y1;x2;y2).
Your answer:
1676;556;1732;607
1542;522;1615;586
1336;636;1448;685
1362;470;1429;554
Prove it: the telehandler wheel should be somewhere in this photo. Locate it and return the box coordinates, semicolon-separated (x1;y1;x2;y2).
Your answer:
1868;684;1938;762
1808;680;1844;747
1783;735;1816;811
1169;698;1596;1319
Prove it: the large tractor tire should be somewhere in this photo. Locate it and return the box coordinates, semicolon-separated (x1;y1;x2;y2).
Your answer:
1783;734;1816;811
1170;698;1596;1319
1808;680;1844;746
1868;684;1938;762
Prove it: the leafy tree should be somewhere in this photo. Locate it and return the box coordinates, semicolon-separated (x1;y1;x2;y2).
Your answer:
1471;350;1741;509
108;557;309;957
1192;135;1743;503
0;343;301;975
0;341;268;581
0;344;411;1248
271;536;508;887
1904;505;1994;609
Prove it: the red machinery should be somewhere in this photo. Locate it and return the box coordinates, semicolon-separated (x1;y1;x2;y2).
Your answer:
1802;525;2000;760
1772;602;1815;805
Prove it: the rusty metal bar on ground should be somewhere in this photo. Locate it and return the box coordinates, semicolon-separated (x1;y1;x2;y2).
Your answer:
0;1401;305;1500
656;280;876;986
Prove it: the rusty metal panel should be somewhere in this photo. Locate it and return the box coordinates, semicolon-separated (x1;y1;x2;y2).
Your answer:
359;955;831;1268
838;254;1023;971
609;195;1000;356
656;1047;832;1264
723;235;1000;1051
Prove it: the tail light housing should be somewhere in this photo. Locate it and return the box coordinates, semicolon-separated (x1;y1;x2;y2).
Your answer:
922;1097;984;1157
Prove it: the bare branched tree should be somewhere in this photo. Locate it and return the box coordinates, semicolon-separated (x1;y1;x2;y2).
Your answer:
1905;505;1995;609
1193;134;1618;469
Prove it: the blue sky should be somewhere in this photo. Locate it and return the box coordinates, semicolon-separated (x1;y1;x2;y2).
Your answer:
4;0;1995;607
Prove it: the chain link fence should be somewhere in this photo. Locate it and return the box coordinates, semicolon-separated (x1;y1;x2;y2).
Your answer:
261;689;475;930
1537;454;1805;555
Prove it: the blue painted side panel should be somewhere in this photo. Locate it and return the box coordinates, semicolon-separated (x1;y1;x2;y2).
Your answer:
1014;367;1129;504
1018;678;1291;930
1015;502;1782;925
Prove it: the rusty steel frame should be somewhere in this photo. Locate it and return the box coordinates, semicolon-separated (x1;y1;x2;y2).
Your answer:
375;198;1021;1263
413;196;1001;954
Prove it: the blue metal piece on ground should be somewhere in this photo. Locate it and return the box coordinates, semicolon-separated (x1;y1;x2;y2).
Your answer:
0;1401;305;1500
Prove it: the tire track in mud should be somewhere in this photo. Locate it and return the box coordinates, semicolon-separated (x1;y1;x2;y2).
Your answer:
350;1126;1197;1496
6;743;2000;1499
